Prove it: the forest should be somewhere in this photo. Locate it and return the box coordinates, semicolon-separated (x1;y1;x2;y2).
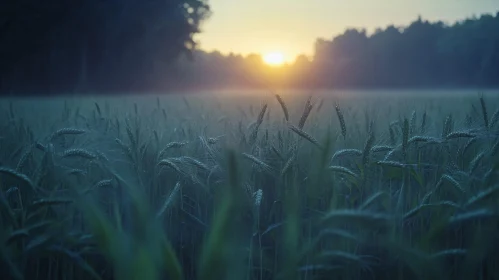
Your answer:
179;13;499;90
1;2;498;94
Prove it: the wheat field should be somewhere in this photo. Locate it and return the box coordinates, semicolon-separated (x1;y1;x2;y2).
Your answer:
1;90;499;280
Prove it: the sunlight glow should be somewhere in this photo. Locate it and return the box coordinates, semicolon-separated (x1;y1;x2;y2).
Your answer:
263;52;285;66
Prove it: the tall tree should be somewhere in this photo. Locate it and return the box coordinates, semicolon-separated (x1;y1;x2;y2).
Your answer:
0;0;211;94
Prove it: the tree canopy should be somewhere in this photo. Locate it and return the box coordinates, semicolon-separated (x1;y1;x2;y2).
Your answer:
0;0;211;94
310;14;499;88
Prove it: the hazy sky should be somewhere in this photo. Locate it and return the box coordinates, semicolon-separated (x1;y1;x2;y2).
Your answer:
196;0;499;62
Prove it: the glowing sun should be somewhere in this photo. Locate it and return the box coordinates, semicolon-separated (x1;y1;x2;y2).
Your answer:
263;52;285;66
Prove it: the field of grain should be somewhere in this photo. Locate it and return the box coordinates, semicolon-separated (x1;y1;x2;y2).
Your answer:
1;90;499;280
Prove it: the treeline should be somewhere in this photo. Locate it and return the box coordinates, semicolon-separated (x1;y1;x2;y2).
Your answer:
1;7;498;94
312;13;499;88
177;13;499;90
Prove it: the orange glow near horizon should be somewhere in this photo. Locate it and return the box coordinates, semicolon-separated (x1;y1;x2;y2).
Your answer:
197;1;497;62
263;52;285;66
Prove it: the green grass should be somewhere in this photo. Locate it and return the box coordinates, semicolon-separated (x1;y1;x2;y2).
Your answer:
1;91;499;280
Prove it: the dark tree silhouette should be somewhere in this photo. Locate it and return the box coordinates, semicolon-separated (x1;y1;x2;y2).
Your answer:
0;0;211;94
309;13;499;89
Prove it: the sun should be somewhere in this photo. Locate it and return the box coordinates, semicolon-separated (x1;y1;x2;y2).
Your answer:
263;52;285;66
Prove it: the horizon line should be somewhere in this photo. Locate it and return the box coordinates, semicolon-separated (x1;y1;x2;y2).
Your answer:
196;10;499;62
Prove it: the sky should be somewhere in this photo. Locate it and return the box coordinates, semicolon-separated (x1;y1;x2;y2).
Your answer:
196;0;499;62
